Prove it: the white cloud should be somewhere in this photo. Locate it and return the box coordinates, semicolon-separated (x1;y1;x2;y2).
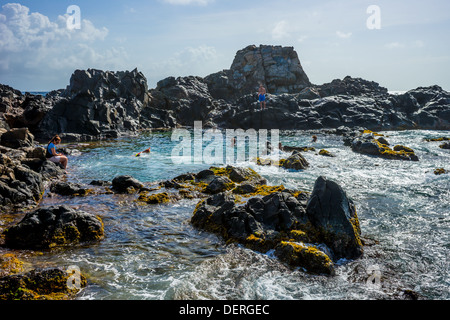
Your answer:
413;40;425;48
336;31;352;39
271;21;290;40
0;3;127;89
148;45;221;80
162;0;213;5
385;42;405;49
297;35;308;43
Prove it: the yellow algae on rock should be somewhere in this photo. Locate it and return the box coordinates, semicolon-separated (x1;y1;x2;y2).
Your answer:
138;192;171;204
276;241;335;275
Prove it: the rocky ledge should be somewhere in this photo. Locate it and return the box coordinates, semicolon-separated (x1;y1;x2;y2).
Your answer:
1;45;449;143
0;128;66;212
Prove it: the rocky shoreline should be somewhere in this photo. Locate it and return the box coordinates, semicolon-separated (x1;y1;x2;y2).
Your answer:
0;44;448;300
0;45;448;144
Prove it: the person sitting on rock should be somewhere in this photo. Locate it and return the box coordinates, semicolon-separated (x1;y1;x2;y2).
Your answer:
46;135;68;173
258;84;267;110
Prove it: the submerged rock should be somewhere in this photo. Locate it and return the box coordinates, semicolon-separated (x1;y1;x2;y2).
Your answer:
319;149;335;157
281;151;309;170
351;130;419;161
37;68;151;140
111;175;144;194
50;181;92;197
434;168;448;175
0;267;86;300
275;241;335;275
3;205;104;249
138;192;170;204
0;253;24;277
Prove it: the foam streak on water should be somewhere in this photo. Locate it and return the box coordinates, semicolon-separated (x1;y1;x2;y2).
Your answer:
30;130;449;300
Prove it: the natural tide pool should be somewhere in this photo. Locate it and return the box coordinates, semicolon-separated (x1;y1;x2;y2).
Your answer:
10;129;450;300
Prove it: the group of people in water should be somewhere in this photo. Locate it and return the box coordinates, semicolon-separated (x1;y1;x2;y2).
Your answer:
45;135;153;173
47;131;317;174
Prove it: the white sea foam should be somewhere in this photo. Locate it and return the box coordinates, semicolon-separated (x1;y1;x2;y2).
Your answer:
33;130;450;300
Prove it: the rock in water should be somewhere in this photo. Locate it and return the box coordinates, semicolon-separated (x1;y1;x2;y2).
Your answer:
281;151;309;170
351;130;419;161
111;175;144;193
306;176;363;260
0;268;87;300
50;181;92;197
3;205;104;249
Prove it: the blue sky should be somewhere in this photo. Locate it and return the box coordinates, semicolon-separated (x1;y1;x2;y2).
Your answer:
1;0;449;92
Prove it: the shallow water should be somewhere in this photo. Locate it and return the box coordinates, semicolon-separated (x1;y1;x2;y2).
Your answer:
14;130;450;300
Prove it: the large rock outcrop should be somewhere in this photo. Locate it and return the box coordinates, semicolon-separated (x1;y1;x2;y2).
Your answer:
205;45;311;100
36;68;152;141
0;45;449;142
191;174;364;275
147;76;214;127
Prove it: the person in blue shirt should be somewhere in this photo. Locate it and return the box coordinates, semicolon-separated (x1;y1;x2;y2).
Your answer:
46;135;68;172
258;84;267;110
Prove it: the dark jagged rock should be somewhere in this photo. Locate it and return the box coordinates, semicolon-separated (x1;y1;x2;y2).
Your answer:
148;76;214;127
316;76;389;98
0;150;46;210
281;151;309;170
1;85;55;132
38;160;66;180
0;143;65;211
50;181;92;197
0;267;86;300
204;176;235;194
36;68;152;141
3;205;104;249
111;175;144;194
351;130;419;161
191;175;363;275
0;128;34;149
0;45;448;142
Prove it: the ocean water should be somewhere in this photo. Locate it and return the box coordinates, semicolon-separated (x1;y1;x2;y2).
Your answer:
22;129;449;300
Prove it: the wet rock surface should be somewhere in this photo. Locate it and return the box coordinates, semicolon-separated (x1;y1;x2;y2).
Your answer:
3;205;104;249
190;174;363;275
